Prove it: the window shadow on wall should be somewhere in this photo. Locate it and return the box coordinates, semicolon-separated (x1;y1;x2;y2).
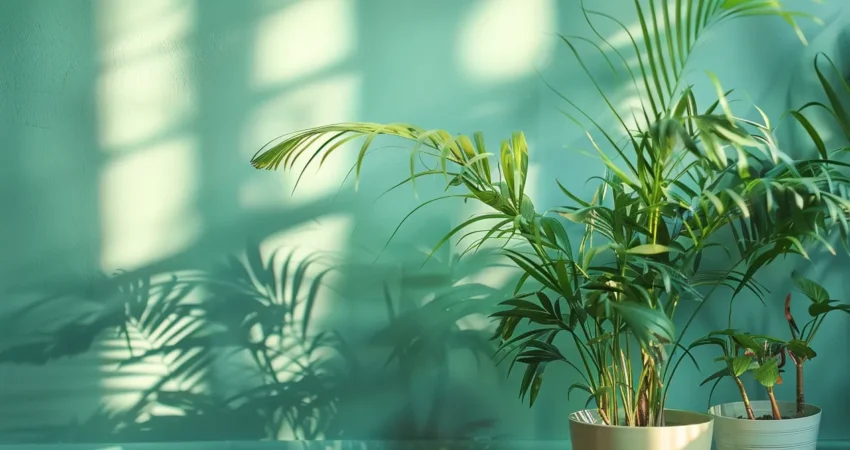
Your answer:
0;0;557;444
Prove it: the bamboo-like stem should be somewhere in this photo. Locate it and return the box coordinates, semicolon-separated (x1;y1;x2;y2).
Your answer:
767;387;782;420
733;376;755;420
637;352;652;426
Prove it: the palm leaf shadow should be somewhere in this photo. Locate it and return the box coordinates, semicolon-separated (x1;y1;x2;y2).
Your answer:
329;250;509;440
0;243;354;442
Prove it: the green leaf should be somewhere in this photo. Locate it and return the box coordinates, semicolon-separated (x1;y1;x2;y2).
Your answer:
503;250;561;293
529;368;544;406
731;333;762;355
501;141;517;203
753;358;779;388
708;328;737;337
813;53;850;139
610;302;675;345
519;362;539;402
786;339;817;360
500;316;521;341
587;332;614;345
567;383;593;401
731;355;752;377
700;367;731;386
792;271;830;303
535;292;556;316
788;111;828;159
626;244;672;255
490;308;552;324
520;195;536;224
688;336;727;353
540;216;572;256
500;298;546;312
808;300;850;317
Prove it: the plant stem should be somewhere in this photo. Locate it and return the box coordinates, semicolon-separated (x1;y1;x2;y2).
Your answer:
796;362;805;417
636;351;659;426
733;376;755;420
767;387;782;420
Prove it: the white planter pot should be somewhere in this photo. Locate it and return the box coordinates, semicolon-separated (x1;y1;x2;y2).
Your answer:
709;400;822;450
569;409;714;450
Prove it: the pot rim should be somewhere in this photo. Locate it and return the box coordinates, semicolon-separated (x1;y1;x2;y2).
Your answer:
708;400;822;419
569;408;714;429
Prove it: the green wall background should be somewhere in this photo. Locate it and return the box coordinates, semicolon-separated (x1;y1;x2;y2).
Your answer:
1;0;849;444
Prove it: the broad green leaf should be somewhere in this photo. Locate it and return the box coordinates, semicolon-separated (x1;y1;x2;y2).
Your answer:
786;339;817;360
753;358;779;388
808;300;850;317
731;355;752;377
731;333;761;355
792;271;830;303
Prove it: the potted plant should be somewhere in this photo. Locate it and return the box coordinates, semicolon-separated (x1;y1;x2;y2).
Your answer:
249;1;840;449
695;273;850;450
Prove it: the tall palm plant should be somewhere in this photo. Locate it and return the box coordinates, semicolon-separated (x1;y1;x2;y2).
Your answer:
251;0;848;427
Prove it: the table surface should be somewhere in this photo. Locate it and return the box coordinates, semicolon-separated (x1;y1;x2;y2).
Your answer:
0;440;847;450
0;442;567;450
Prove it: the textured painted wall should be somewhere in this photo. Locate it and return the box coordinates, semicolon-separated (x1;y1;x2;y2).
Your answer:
0;0;848;445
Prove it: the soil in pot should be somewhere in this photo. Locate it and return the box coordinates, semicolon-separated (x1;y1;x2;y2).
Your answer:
737;414;794;420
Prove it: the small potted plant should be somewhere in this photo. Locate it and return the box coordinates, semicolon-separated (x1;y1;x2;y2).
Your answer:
693;273;849;450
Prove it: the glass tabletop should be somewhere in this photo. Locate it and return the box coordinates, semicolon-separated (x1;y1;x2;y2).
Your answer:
0;441;573;450
2;440;848;450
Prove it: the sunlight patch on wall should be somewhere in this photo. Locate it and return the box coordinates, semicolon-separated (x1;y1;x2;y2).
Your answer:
95;0;200;272
96;0;190;44
251;0;354;88
100;139;201;271
95;0;195;149
458;0;556;83
619;92;651;132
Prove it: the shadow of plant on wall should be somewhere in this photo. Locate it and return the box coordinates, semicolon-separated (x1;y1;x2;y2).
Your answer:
0;244;351;442
333;251;508;440
0;244;504;443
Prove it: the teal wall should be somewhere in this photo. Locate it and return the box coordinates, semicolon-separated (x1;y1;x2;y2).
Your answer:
1;0;849;444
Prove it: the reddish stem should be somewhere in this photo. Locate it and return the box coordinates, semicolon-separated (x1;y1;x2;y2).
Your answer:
796;362;805;417
767;387;782;420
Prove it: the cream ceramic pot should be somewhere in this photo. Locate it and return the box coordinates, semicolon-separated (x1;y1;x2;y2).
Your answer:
569;409;714;450
709;401;821;450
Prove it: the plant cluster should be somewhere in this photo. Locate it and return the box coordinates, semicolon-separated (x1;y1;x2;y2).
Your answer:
251;0;850;428
696;273;850;421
